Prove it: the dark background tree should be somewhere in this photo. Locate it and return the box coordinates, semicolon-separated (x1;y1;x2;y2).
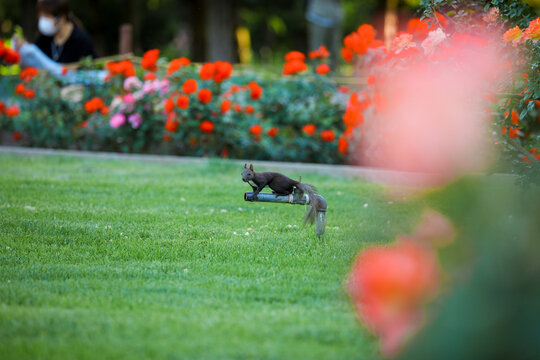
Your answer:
0;0;421;62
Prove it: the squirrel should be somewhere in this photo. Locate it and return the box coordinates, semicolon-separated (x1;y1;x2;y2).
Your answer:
241;163;321;225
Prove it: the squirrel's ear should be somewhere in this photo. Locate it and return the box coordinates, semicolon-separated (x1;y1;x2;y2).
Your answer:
244;163;247;169
249;164;254;171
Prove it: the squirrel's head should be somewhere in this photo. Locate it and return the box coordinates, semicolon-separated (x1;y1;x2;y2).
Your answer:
241;163;255;182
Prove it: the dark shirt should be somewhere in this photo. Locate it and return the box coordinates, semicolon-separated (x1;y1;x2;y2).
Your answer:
35;24;97;63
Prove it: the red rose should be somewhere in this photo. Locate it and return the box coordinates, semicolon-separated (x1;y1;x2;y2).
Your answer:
197;88;212;104
249;124;263;136
200;120;215;134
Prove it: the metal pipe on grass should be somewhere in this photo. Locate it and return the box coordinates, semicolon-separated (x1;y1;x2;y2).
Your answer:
244;192;327;238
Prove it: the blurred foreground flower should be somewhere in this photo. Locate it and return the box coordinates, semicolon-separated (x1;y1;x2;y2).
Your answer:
353;33;508;183
347;208;454;357
347;239;440;357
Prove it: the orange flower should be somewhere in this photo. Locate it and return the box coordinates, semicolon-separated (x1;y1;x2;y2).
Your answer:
0;101;5;114
321;129;336;142
200;120;215;134
101;106;109;115
509;127;520;139
427;11;447;28
344;32;369;54
407;18;430;40
19;67;39;82
249;124;263;136
213;61;233;83
141;49;160;71
15;83;25;95
244;105;255;114
282;60;307;75
106;60;135;77
357;24;376;44
144;72;157;81
343;93;365;128
316;64;330;75
164;98;175;113
121;60;136;77
522;17;540;41
511;110;520;125
338;136;348;155
249;81;263;100
267;127;278;137
341;47;354;62
84;97;105;114
199;62;215;81
347;239;439;357
284;51;305;62
221;99;231;113
12;131;22;141
5;106;20;117
3;48;20;64
342;24;377;56
197;88;212;104
367;74;376;86
23;89;35;99
308;45;330;59
176;95;189;109
167;57;190;76
61;67;69;75
503;26;522;43
302;124;316;136
234;103;242;112
182;79;198;94
165;119;179;132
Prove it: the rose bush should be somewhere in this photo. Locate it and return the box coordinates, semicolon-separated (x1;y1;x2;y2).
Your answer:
338;1;539;182
0;47;346;163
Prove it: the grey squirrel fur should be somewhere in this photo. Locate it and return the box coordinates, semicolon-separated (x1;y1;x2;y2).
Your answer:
241;163;321;225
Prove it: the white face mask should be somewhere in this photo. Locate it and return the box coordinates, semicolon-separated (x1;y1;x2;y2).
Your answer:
38;17;58;36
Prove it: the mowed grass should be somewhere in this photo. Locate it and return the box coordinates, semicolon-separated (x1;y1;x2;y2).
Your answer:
0;153;422;360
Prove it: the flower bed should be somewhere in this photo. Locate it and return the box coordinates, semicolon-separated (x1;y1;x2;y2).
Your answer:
0;44;348;164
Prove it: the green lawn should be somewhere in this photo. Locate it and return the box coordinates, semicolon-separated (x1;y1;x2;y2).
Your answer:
0;153;422;360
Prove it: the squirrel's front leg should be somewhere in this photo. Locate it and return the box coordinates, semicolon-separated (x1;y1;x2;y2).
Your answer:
253;183;267;199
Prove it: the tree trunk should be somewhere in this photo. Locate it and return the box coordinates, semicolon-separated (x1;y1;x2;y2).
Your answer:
21;0;36;41
203;0;235;62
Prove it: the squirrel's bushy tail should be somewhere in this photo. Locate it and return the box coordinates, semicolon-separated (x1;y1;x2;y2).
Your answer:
295;182;320;225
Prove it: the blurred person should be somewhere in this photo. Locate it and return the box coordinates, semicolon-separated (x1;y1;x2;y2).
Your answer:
13;0;104;83
33;0;97;63
305;0;344;68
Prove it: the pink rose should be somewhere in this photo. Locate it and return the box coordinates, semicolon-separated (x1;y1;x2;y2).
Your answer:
109;113;126;128
123;93;135;104
128;113;142;129
123;76;142;91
